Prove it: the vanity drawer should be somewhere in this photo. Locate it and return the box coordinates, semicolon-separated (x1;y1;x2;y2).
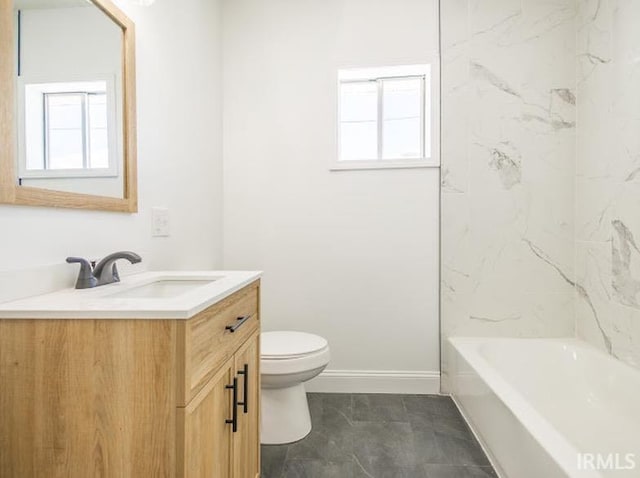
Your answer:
177;281;259;406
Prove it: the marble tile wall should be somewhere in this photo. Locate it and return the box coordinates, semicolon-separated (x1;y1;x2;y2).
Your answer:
440;0;578;390
575;0;640;369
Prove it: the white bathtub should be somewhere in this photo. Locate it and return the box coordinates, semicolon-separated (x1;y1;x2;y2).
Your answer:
448;337;640;478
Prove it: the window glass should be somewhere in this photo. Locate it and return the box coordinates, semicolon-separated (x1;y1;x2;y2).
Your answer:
88;93;109;168
340;81;378;160
48;129;85;170
46;94;85;170
340;122;378;160
337;65;430;164
47;94;83;129
382;78;422;159
21;80;113;176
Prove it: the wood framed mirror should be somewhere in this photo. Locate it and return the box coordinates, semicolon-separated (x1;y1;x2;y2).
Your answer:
0;0;137;212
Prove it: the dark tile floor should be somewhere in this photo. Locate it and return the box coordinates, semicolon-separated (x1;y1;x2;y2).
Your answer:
261;393;497;478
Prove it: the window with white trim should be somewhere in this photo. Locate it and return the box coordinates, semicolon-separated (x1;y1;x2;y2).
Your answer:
336;64;434;169
18;79;119;179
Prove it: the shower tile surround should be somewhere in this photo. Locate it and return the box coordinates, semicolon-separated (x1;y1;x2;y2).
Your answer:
575;0;640;369
441;0;577;390
441;0;640;389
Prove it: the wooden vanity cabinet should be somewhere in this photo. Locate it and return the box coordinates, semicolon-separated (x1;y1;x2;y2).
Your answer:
0;280;261;478
232;333;260;478
177;332;261;478
178;360;234;477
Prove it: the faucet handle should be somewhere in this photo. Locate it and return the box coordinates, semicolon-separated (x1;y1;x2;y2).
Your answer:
66;257;98;289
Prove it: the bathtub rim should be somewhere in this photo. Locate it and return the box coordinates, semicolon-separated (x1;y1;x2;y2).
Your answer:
449;336;610;478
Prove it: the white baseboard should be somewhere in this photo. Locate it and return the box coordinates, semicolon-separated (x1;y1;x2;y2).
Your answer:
304;369;441;394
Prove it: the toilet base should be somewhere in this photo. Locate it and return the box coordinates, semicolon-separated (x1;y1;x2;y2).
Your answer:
261;383;312;445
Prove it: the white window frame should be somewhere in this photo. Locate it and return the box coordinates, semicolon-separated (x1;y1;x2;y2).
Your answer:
43;90;108;171
17;76;120;180
332;63;440;171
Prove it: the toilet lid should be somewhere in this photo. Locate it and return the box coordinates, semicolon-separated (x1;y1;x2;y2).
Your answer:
261;331;328;359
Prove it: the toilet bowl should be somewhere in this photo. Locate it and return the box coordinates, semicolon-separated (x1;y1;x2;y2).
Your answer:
260;331;330;445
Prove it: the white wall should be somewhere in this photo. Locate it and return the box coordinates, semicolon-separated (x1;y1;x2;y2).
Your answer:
0;0;223;283
222;0;440;393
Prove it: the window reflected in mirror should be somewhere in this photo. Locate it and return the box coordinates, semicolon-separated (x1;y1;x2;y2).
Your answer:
14;0;125;198
21;80;117;178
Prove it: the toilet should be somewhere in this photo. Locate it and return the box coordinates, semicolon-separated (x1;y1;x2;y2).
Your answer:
260;331;330;445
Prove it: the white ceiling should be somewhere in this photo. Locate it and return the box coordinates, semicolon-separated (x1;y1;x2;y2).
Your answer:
15;0;90;10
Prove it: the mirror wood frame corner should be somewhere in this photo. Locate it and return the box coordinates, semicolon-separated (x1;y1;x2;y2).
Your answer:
0;0;137;213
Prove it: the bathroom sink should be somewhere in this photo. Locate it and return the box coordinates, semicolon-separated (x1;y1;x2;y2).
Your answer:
0;271;262;319
104;279;216;299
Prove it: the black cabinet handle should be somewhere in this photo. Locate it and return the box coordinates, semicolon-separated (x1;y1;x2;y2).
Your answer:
225;315;252;333
225;378;238;432
237;364;249;414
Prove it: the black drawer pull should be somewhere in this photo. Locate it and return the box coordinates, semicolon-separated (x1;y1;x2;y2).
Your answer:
225;315;252;333
237;364;249;414
225;378;238;432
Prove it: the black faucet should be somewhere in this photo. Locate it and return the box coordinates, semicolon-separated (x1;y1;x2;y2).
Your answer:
66;251;142;289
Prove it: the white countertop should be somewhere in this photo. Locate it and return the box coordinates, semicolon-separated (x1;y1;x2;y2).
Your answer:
0;271;262;319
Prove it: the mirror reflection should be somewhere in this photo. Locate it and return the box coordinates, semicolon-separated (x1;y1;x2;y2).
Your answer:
14;0;124;198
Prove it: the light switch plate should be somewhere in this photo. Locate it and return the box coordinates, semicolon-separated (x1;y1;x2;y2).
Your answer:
152;207;170;237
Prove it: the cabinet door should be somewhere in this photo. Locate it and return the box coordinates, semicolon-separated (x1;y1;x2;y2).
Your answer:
177;358;235;478
233;332;261;478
